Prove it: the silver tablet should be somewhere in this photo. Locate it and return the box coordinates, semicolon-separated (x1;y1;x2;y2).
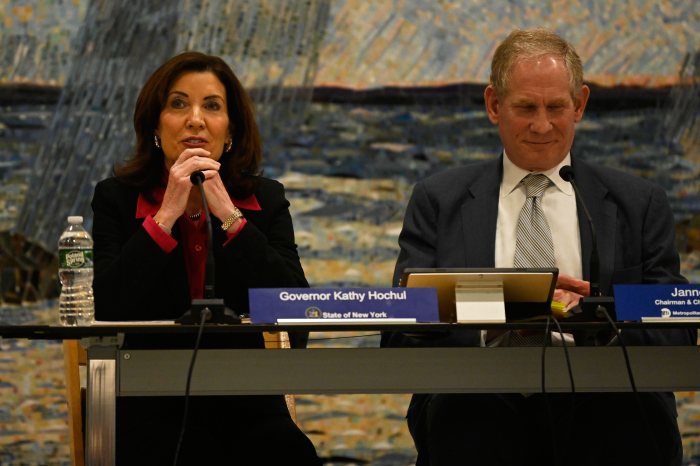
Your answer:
400;268;558;322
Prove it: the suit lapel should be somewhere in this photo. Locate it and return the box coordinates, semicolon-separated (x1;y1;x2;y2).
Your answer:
454;156;617;283
460;158;501;267
572;159;616;290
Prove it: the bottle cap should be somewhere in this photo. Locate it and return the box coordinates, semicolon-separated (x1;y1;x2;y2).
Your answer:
67;216;83;224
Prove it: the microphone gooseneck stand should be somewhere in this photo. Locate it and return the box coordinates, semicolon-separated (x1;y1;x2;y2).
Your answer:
175;171;240;325
172;172;240;465
558;165;615;322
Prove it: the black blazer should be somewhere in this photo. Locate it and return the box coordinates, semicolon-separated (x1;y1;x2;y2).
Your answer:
91;176;308;326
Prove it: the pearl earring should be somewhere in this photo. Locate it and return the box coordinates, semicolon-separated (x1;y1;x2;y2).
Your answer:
154;135;161;148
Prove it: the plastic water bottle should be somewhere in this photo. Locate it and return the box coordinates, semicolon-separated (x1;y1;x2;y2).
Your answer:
58;216;95;326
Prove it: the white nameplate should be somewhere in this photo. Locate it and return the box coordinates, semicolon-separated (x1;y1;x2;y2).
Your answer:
455;280;506;323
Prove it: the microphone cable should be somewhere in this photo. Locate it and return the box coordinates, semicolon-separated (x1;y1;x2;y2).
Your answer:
539;316;577;397
553;315;577;466
540;315;576;466
172;307;211;466
559;165;659;458
540;316;559;466
598;306;662;465
550;316;576;394
599;308;636;391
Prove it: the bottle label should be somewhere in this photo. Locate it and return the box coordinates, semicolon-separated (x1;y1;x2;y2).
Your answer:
59;249;94;269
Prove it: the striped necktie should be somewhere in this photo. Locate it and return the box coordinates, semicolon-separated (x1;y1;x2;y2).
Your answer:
513;174;556;268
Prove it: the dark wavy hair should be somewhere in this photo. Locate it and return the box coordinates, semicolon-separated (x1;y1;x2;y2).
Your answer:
114;51;261;199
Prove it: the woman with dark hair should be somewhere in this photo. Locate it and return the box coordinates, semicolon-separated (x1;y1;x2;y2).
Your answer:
91;51;319;464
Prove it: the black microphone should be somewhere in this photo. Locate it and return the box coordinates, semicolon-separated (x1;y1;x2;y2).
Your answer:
559;165;615;320
175;171;239;324
559;166;600;296
191;171;215;300
190;170;205;185
559;165;615;322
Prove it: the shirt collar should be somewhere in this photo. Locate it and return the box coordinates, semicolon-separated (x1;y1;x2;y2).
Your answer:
136;186;262;219
501;151;573;198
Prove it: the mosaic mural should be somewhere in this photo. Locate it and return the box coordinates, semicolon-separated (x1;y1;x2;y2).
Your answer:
1;0;699;464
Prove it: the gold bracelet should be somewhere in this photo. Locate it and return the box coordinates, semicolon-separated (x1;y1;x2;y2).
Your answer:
154;220;171;235
221;207;244;231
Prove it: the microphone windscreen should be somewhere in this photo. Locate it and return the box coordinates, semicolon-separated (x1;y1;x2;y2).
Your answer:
559;165;574;182
190;171;205;185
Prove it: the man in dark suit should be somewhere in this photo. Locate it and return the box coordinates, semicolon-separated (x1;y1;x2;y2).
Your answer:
384;28;695;466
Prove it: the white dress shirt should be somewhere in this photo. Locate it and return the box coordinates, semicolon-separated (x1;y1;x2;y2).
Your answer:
495;152;583;280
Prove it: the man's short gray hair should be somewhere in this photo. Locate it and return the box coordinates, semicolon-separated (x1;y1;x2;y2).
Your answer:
490;28;584;102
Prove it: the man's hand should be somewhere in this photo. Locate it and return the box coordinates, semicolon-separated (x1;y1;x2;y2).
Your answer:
553;274;590;311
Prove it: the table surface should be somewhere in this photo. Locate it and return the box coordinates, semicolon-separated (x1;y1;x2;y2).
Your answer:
1;320;698;340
